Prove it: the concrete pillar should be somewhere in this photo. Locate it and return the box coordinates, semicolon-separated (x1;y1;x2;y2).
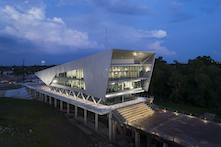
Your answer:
132;128;135;139
49;96;51;105
75;106;78;118
116;123;124;135
34;91;36;98
84;109;87;124
123;125;127;136
163;143;168;147
54;98;57;107
60;100;63;110
109;112;112;141
147;134;151;147
95;113;98;132
67;103;70;114
135;130;140;147
112;121;117;143
45;95;47;102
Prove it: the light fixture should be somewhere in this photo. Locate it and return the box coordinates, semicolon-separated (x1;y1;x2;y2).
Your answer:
145;67;151;72
53;80;57;83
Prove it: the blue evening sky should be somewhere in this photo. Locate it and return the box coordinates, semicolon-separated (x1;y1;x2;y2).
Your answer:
0;0;220;65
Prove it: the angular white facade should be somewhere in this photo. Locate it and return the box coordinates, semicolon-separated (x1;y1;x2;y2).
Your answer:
35;49;156;105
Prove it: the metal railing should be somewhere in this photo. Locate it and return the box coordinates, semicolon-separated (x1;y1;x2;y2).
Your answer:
152;104;221;124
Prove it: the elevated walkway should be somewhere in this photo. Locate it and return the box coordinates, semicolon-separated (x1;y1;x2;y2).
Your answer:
24;83;147;115
115;103;154;123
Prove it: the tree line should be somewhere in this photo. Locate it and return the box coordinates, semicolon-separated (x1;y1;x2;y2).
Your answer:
0;65;55;75
148;56;221;109
1;56;221;109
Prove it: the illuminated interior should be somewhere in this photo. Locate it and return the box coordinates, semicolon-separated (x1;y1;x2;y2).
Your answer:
52;69;85;90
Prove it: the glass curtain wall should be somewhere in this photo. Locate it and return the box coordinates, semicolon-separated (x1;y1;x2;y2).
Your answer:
108;66;143;80
52;69;85;90
101;94;137;105
106;80;143;93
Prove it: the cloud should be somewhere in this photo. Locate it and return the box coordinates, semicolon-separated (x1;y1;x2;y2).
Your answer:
171;1;183;13
28;7;45;19
200;1;221;14
93;0;151;15
102;22;167;42
59;0;151;15
58;0;90;6
212;50;218;54
147;41;176;55
0;34;40;54
169;1;195;23
137;30;167;38
0;5;98;53
169;12;195;23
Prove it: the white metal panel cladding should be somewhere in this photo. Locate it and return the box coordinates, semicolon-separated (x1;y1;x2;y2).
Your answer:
35;49;113;99
35;49;156;100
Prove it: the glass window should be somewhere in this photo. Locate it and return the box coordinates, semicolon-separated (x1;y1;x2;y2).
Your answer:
106;80;142;93
51;69;85;90
108;65;145;80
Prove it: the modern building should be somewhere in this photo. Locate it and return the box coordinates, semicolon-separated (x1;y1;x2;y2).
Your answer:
35;49;156;108
29;49;221;147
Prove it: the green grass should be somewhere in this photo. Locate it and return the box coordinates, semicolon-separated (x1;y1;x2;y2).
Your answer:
154;101;221;118
0;97;93;147
0;85;22;90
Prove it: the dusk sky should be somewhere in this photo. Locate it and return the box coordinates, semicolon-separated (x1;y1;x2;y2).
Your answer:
0;0;220;66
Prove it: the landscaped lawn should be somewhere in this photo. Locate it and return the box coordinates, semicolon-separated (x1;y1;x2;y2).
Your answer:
0;97;93;147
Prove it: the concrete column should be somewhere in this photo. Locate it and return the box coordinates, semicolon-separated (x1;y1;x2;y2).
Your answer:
75;106;78;118
34;91;36;98
147;133;151;147
84;109;87;124
163;143;168;147
132;128;135;139
67;103;70;114
112;121;117;142
60;100;63;110
49;96;51;105
109;112;112;141
95;113;98;132
45;95;47;102
135;130;140;147
54;98;57;107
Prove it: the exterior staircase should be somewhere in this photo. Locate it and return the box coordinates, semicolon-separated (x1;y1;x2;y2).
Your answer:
116;103;154;122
